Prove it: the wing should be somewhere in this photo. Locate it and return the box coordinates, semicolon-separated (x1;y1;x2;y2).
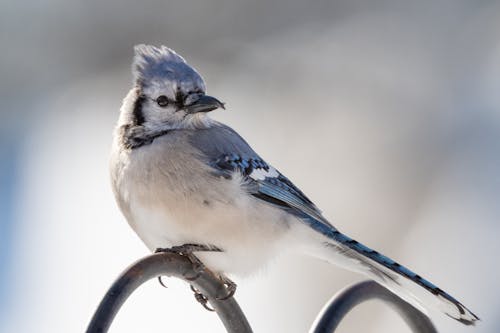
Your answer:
189;124;479;325
189;123;335;233
213;153;331;223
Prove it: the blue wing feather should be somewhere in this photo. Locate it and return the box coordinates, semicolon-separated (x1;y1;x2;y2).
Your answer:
212;153;334;229
190;124;478;325
210;152;478;325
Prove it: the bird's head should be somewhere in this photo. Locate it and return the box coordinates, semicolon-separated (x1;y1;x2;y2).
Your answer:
121;44;224;131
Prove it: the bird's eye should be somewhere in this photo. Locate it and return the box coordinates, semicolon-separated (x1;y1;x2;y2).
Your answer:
156;95;169;107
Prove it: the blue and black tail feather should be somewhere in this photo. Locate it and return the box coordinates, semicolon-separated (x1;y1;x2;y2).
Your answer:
209;152;479;325
332;230;479;325
295;213;479;325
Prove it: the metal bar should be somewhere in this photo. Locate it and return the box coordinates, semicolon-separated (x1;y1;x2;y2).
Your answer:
309;280;437;333
86;252;253;333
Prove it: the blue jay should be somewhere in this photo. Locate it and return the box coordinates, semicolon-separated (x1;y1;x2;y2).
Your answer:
110;44;478;325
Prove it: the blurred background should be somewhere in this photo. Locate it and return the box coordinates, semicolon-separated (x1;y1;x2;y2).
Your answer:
1;0;499;332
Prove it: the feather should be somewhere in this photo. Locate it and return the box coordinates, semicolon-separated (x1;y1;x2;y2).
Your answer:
189;122;479;325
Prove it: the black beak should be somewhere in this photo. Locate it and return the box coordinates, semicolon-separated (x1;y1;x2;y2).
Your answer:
185;95;225;114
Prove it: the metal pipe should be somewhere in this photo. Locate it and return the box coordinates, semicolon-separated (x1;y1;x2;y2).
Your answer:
86;252;253;333
309;280;437;333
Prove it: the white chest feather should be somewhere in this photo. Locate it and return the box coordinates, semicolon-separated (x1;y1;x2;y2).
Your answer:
110;134;291;275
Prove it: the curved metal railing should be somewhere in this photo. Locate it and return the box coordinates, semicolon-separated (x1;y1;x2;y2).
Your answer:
86;252;436;333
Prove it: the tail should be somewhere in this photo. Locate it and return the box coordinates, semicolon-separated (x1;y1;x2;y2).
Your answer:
304;227;479;325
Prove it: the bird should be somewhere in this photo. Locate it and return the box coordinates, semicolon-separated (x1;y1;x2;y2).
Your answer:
110;44;478;325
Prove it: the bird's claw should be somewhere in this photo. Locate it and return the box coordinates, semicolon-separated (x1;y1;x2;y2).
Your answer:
157;276;168;288
191;285;215;312
216;274;237;300
183;255;205;280
154;243;222;286
154;244;235;310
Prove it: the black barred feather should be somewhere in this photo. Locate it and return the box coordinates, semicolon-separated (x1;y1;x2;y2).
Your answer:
194;125;479;325
329;232;479;325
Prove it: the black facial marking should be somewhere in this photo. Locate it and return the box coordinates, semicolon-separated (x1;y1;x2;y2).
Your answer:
121;124;171;149
175;89;185;109
133;94;146;125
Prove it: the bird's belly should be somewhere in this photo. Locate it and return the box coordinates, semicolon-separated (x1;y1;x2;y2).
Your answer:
114;139;291;275
128;190;290;276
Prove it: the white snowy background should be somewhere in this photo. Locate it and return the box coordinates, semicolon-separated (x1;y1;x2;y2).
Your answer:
1;1;499;332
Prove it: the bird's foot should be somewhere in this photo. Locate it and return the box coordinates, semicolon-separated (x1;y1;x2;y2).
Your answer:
188;274;237;312
155;243;222;256
190;285;215;312
216;274;237;300
154;244;222;284
169;243;222;254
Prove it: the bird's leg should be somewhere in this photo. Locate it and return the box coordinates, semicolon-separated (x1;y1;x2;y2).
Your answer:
216;274;237;300
154;244;235;311
155;243;222;280
155;243;222;256
169;243;222;254
155;243;222;254
154;244;222;291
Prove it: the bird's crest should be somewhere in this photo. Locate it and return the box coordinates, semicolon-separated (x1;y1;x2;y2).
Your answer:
132;44;189;85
